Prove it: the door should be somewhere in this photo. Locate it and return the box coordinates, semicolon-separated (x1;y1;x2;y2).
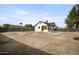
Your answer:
42;26;47;31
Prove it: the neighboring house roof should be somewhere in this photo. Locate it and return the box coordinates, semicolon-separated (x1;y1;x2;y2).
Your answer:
34;21;48;27
48;22;56;26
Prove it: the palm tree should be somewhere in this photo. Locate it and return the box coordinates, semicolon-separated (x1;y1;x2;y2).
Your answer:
19;22;23;31
19;22;22;26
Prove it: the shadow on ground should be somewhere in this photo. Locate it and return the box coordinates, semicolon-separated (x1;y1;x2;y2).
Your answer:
0;33;51;55
74;37;79;41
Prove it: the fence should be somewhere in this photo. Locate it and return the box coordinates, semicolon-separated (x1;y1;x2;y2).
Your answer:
59;28;79;32
0;27;34;32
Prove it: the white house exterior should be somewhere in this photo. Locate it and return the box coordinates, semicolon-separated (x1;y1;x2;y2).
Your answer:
35;21;58;32
35;21;48;32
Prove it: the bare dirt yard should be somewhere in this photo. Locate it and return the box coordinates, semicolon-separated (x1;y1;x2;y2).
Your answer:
0;31;79;55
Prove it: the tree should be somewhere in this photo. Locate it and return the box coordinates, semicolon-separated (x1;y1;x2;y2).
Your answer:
65;4;79;29
25;24;32;27
19;22;23;26
3;24;12;28
25;24;34;31
0;25;2;28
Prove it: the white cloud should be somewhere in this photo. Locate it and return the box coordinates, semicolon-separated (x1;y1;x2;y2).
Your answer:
36;16;66;21
52;16;66;20
0;17;8;20
14;9;29;15
0;9;30;21
5;9;29;16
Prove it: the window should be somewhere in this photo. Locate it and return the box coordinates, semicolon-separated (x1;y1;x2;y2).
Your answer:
38;26;40;29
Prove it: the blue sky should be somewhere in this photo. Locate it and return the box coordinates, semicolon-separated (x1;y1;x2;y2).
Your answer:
0;4;74;27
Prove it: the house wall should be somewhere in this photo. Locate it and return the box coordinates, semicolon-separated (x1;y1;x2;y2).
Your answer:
48;26;57;31
35;23;48;32
48;22;57;31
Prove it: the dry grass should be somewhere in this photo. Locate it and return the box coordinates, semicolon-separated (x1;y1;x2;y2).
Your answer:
0;31;79;55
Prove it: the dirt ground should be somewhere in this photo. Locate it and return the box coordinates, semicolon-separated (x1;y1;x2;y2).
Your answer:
0;31;79;55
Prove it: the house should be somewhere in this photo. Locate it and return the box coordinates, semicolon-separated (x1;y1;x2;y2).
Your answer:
48;22;58;31
35;20;58;32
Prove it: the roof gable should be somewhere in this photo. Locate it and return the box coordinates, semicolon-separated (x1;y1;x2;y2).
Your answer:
34;21;48;27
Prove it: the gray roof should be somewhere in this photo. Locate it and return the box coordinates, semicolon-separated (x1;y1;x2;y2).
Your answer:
34;21;48;27
34;21;56;27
